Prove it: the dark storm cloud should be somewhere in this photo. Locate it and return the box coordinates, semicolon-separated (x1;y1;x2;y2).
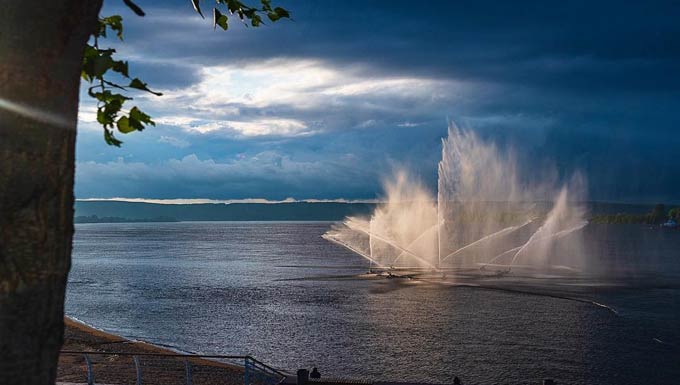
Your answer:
75;0;680;202
111;0;680;93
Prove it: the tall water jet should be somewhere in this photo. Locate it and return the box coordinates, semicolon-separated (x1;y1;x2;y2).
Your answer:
324;123;588;277
437;125;535;269
504;174;588;271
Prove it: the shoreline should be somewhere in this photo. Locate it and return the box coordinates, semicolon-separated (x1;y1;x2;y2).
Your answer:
60;317;247;385
64;317;199;356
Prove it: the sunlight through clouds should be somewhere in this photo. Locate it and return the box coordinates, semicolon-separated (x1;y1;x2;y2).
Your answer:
153;115;309;136
123;59;460;138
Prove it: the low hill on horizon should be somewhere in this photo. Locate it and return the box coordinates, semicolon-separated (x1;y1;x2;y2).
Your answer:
75;200;376;222
74;200;666;223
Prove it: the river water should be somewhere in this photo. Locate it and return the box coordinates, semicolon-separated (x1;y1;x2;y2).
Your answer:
66;222;680;384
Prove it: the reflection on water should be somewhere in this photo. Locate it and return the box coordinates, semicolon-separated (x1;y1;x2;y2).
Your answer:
67;222;680;385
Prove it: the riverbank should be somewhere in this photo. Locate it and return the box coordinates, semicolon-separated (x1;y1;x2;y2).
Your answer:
59;317;246;385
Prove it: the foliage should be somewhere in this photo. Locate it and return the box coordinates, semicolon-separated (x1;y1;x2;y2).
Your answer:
590;203;678;224
82;0;290;146
669;207;680;221
590;213;650;224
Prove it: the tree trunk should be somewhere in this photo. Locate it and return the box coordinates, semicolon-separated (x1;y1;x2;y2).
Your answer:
0;1;102;384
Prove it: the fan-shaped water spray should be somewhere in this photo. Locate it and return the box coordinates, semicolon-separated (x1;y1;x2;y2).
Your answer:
324;124;588;277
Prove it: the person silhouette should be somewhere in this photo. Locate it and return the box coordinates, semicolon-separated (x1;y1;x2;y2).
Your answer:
310;367;321;379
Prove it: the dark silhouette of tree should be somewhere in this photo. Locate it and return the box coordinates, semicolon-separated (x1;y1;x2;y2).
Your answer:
0;2;288;384
649;203;666;224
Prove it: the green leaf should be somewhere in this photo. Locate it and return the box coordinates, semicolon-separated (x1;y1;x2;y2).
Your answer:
129;106;155;126
123;0;146;16
117;116;144;133
129;78;163;96
267;12;279;22
111;60;129;78
92;54;115;77
98;97;124;128
274;7;289;18
191;0;205;18
226;0;242;13
101;15;124;40
117;108;154;134
96;108;107;125
116;116;134;133
129;116;144;130
82;45;98;60
81;45;98;81
82;47;116;80
92;90;131;104
244;8;256;19
213;8;229;30
92;57;114;77
104;129;123;146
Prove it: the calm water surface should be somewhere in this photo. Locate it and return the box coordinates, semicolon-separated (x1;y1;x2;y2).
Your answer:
67;222;680;385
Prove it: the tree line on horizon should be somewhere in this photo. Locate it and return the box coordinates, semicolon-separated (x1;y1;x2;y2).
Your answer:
591;204;680;225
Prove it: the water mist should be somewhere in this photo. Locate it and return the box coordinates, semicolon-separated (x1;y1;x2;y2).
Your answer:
324;123;588;277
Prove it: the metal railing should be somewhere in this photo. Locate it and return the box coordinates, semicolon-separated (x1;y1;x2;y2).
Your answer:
59;350;287;385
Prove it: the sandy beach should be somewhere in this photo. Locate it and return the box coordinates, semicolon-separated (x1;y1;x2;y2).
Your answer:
58;318;248;385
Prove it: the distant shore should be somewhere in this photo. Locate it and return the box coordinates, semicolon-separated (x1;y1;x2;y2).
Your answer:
74;199;680;223
60;317;245;385
74;215;179;223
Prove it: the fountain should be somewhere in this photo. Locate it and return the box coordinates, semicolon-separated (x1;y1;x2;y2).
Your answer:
323;123;588;277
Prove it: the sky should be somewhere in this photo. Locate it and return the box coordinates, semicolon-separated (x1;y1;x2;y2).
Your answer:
75;0;680;203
